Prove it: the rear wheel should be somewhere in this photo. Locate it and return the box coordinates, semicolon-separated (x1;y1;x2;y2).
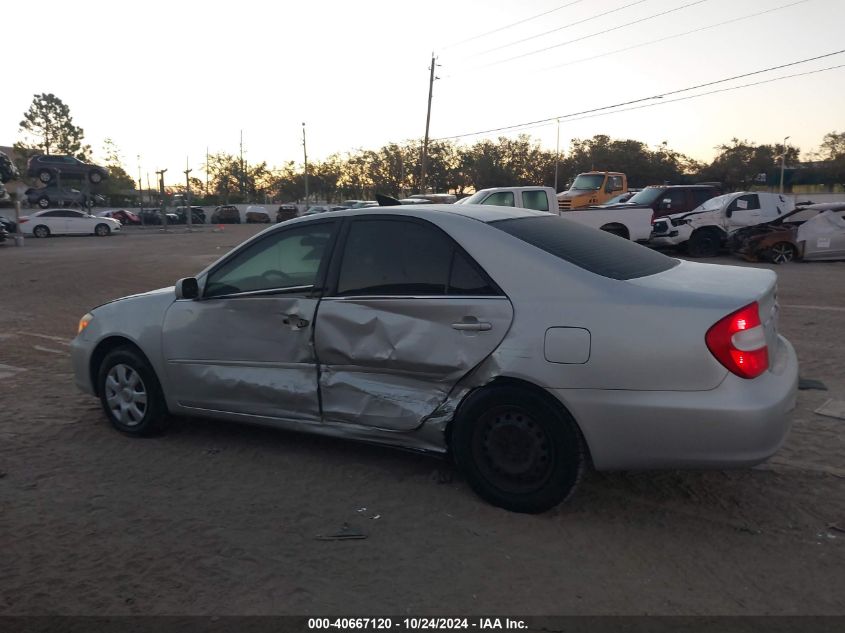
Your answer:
94;223;111;236
687;228;722;257
97;347;169;436
33;224;50;238
37;196;50;209
89;171;103;184
769;241;795;264
451;385;585;513
38;169;53;184
599;223;629;240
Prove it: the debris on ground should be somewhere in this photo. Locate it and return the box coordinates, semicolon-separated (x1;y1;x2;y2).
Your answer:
315;522;367;541
814;399;845;421
798;377;827;391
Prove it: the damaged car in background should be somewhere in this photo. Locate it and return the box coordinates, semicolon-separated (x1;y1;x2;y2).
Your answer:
730;203;845;263
650;192;794;257
70;205;798;513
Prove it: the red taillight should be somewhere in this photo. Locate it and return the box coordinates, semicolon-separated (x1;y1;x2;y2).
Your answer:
19;217;29;223
705;302;769;379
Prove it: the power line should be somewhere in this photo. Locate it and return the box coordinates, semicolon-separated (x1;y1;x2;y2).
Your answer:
440;0;586;50
472;0;650;58
453;0;712;75
432;49;845;140
541;0;810;73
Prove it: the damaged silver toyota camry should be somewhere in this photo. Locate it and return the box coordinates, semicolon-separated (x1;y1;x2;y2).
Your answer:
71;205;798;513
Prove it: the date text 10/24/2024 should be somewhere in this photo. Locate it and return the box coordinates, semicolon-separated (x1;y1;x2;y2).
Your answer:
307;618;528;630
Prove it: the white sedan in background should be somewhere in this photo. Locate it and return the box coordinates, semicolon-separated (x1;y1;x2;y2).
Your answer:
19;209;121;238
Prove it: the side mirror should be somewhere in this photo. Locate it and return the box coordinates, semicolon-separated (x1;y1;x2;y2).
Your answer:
175;277;199;300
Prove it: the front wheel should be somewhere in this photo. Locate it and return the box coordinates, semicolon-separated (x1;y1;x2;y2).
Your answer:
33;224;50;238
89;171;103;184
451;386;586;513
768;241;795;264
37;196;50;209
94;223;111;236
687;229;721;258
38;169;53;183
97;347;169;436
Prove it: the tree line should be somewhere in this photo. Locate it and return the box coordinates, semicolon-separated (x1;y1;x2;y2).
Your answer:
10;93;845;206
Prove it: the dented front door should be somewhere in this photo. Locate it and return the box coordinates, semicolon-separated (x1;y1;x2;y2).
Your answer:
161;220;337;422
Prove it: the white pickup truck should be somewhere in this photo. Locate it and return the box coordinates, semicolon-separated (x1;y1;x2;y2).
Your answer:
458;186;653;241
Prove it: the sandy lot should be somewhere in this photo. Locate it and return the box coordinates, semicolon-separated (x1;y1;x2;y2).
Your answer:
0;225;843;616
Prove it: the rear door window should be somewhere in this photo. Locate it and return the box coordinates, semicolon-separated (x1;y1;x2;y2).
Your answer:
521;190;549;212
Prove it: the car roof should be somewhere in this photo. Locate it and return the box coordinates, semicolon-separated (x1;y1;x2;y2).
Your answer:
284;203;543;225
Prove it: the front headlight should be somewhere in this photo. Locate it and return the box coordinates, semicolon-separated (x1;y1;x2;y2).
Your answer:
78;312;93;335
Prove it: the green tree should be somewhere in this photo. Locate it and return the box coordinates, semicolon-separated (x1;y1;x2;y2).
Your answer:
15;93;91;160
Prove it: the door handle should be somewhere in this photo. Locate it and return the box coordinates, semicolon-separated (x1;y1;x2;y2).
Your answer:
452;319;492;332
282;314;310;329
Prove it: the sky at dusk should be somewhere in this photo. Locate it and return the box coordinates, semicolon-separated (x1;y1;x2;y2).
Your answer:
2;0;844;187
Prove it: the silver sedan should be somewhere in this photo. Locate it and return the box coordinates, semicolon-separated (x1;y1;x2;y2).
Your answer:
71;205;798;513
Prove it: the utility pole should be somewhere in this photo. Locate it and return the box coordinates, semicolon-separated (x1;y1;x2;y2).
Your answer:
779;135;790;194
206;146;209;201
156;169;168;230
302;122;309;203
420;53;438;195
240;130;245;200
138;155;144;226
185;158;193;231
554;119;561;192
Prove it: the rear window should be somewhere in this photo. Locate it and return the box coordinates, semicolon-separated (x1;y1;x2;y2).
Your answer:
491;216;678;280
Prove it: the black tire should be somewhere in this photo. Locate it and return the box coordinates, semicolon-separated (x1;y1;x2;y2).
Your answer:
33;224;50;238
94;223;111;237
96;347;169;436
89;171;103;184
451;385;586;513
768;241;795;265
38;169;53;184
687;228;722;258
37;196;50;209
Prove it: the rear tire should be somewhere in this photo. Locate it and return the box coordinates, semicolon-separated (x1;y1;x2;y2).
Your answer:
33;224;50;238
38;169;53;184
97;347;169;436
89;171;103;184
687;228;722;258
599;223;629;240
768;241;795;264
37;196;50;209
451;385;585;513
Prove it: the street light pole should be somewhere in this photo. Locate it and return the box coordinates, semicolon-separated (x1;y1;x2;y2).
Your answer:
156;169;168;230
779;135;790;194
554;118;561;192
302;122;309;204
420;53;437;195
185;158;193;231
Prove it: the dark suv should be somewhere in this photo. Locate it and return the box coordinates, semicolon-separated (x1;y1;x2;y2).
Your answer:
601;184;722;219
26;155;109;185
211;205;241;224
25;186;103;209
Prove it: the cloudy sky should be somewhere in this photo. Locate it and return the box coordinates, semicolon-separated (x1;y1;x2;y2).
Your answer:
2;0;843;186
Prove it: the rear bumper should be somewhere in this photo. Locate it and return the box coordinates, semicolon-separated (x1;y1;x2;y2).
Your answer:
554;335;798;470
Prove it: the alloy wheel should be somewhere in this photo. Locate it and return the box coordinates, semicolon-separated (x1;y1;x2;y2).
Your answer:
104;363;148;426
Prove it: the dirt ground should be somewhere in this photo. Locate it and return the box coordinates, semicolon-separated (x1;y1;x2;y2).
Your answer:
1;225;843;616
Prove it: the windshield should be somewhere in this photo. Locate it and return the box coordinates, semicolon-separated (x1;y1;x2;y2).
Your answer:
570;174;605;191
461;190;490;204
627;188;665;206
692;193;731;212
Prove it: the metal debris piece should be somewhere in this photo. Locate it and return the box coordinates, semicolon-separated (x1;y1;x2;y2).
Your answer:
798;377;827;391
315;522;367;541
814;399;845;421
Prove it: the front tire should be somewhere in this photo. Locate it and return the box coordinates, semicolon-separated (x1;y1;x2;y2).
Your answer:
768;241;795;264
89;171;103;184
687;228;721;258
451;385;586;513
95;223;111;236
33;224;50;238
38;169;53;184
97;347;169;436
